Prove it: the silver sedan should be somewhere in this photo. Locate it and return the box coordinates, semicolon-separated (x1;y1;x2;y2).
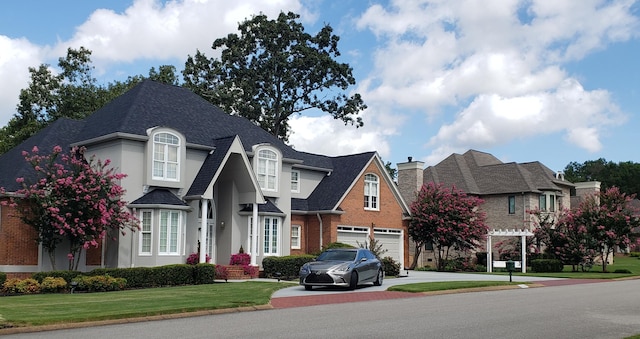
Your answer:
299;248;384;290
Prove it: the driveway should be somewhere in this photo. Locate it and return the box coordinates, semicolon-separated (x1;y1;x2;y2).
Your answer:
271;270;565;298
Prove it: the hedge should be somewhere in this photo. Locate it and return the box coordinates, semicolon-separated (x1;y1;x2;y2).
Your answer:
531;259;564;273
262;255;316;279
0;272;6;287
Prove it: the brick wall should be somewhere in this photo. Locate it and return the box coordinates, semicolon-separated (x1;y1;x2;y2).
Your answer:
0;200;38;266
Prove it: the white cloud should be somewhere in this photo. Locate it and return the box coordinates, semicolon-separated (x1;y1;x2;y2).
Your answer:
58;0;304;67
355;0;638;162
0;36;46;125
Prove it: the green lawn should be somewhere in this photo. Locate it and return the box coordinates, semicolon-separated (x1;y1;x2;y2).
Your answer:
513;254;640;279
388;280;523;293
0;281;290;327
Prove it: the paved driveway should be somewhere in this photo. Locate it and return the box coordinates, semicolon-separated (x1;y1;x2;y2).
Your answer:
271;270;564;298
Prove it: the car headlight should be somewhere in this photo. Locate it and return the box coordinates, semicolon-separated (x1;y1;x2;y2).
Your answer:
332;263;351;272
300;265;309;274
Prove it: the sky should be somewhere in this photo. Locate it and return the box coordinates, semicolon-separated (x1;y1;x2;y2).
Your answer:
1;0;639;173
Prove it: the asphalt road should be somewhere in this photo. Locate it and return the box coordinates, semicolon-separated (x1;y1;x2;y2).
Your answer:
4;278;639;339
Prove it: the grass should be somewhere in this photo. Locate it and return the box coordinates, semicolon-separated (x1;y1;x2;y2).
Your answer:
512;254;640;279
388;280;523;293
0;281;289;327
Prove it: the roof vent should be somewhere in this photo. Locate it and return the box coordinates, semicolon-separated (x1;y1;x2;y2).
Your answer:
408;156;413;162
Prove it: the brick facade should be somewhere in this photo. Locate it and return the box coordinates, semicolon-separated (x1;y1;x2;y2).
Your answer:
0;201;38;266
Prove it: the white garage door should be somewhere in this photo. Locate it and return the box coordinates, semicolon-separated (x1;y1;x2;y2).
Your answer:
374;228;403;268
337;226;369;248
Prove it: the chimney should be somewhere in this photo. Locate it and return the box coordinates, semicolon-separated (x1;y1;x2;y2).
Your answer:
397;157;425;206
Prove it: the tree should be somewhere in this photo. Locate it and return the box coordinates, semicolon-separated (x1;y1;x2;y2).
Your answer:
182;11;366;141
564;159;640;196
1;146;138;270
546;209;597;272
0;47;179;154
408;182;488;271
575;187;639;272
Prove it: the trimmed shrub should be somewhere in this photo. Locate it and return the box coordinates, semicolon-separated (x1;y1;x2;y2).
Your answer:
193;263;216;284
32;270;81;285
381;256;400;276
262;255;316;279
475;252;487;267
531;259;564;273
74;275;126;292
89;267;154;288
0;272;6;287
613;269;632;274
2;278;40;294
40;277;67;293
230;252;251;266
151;264;194;286
215;265;229;281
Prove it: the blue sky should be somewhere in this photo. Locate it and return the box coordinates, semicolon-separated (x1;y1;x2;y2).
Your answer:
1;0;639;173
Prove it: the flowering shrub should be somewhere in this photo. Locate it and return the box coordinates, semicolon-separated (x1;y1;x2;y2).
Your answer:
186;252;211;265
2;278;41;294
40;277;67;293
215;265;229;281
229;252;251;266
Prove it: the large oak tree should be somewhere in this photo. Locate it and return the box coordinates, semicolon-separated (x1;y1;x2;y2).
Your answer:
183;11;366;141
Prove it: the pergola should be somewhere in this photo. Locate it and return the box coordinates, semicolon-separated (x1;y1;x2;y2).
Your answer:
486;228;534;273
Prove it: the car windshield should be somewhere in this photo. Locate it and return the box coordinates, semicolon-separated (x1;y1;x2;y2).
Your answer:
317;250;357;262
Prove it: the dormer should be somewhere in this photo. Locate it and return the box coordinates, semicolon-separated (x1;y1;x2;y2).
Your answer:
145;127;186;188
252;144;282;197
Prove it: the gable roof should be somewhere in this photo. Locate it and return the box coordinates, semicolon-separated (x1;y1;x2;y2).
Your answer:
301;152;376;212
424;149;573;195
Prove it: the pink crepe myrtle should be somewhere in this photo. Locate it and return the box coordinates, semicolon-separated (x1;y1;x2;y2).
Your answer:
408;182;488;271
2;145;138;270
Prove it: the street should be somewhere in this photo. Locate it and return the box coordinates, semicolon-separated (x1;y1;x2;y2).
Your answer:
4;279;639;339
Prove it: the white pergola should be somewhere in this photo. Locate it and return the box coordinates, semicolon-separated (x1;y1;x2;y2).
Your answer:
486;229;534;273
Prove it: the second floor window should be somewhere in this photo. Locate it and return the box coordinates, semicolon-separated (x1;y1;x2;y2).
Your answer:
153;132;179;181
508;196;515;214
364;173;379;210
257;149;278;191
291;170;300;193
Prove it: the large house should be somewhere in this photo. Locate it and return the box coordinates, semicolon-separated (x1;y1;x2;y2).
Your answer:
397;150;600;267
0;80;410;278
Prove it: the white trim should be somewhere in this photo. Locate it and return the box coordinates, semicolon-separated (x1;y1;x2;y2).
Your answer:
290;170;300;193
291;224;301;249
364;173;380;211
138;210;153;256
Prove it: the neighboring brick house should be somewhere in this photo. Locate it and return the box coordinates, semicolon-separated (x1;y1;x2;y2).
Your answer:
397;149;599;267
0;80;410;278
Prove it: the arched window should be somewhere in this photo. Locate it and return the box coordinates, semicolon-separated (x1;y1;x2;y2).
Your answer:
364;173;379;210
153;132;180;181
257;149;278;191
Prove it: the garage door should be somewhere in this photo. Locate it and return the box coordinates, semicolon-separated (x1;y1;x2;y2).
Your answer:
337;226;369;248
374;228;403;268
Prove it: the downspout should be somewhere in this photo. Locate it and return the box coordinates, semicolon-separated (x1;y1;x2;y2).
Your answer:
316;213;323;249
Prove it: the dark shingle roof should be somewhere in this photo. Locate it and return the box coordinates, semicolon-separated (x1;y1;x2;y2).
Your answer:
186;136;234;197
130;188;188;206
73;80;331;170
424;150;573;195
240;200;283;214
302;152;375;211
0;118;85;191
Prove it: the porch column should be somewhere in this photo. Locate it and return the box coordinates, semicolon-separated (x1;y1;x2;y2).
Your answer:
251;203;258;266
487;235;492;273
199;199;208;264
521;234;527;273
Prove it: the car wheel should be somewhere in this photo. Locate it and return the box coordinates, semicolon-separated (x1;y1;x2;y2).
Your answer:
373;269;383;286
348;271;358;290
304;285;312;291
